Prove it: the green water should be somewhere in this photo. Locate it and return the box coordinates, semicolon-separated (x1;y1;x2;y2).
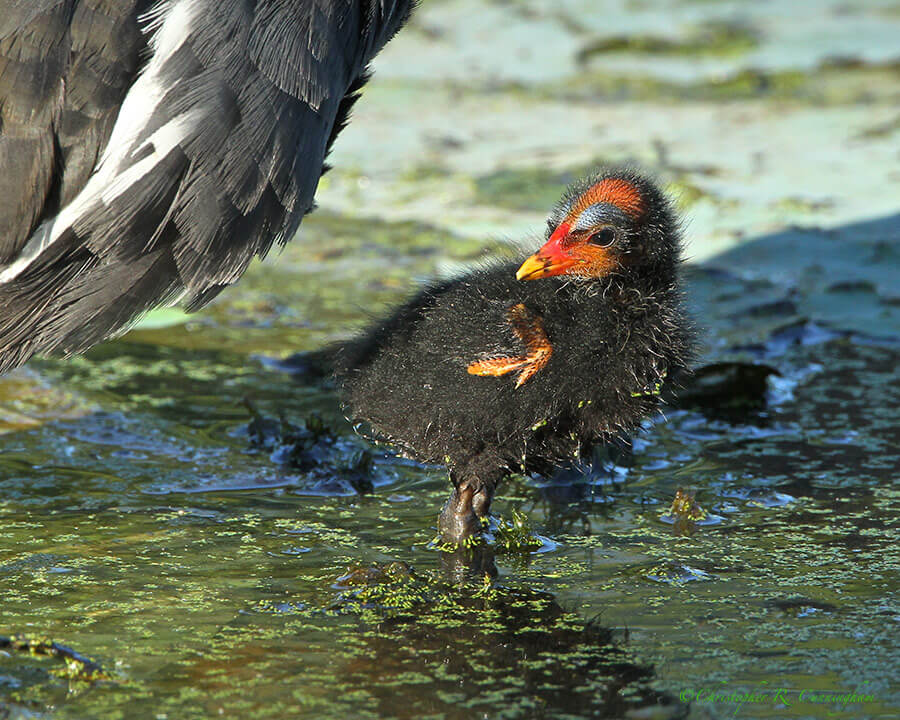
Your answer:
2;1;899;718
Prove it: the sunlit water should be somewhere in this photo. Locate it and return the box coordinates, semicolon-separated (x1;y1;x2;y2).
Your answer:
2;1;899;718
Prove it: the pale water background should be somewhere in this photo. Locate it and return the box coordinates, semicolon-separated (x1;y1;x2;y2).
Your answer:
1;1;898;718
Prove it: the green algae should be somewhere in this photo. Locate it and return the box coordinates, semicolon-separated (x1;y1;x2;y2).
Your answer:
554;57;900;105
0;635;109;682
667;176;714;212
2;1;900;718
493;509;545;553
474;162;603;212
577;21;760;63
475;164;716;216
2;322;899;717
659;488;707;537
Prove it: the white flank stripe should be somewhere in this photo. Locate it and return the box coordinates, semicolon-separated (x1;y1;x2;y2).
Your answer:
101;111;202;205
0;0;202;284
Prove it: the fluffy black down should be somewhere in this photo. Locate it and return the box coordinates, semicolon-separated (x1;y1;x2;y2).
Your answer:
337;169;694;488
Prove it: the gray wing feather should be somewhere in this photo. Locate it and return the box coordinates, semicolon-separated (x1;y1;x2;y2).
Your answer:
0;0;413;372
57;1;152;207
0;0;151;261
0;0;73;262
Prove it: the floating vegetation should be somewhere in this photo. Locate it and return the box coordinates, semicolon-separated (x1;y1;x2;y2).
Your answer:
476;165;722;217
659;488;707;537
3;3;899;718
329;561;429;614
0;635;109;682
666;175;712;212
427;509;544;555
577;20;759;63
429;529;488;553
555;57;900;105
474;162;606;212
493;509;545;553
312;562;685;717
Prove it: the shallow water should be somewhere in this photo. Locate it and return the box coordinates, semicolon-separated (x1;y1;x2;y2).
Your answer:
2;1;899;718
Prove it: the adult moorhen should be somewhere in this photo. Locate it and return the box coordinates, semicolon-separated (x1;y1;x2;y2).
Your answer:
337;168;694;541
0;0;412;373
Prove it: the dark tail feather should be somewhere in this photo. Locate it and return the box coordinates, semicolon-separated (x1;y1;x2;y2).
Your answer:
0;150;190;373
0;245;181;373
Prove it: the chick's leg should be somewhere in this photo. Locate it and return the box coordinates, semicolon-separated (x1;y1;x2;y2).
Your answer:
438;463;502;543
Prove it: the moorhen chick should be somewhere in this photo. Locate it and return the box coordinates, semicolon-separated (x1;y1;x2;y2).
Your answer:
337;168;694;542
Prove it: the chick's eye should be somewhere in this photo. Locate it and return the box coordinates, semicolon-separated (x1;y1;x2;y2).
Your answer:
587;227;616;247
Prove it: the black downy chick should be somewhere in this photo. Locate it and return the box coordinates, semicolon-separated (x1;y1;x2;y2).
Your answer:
337;168;694;541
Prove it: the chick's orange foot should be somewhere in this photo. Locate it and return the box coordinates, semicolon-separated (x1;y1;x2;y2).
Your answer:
467;303;553;388
337;167;694;542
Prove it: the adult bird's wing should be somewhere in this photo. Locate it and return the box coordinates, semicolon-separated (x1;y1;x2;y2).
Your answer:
0;0;154;264
0;0;412;373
